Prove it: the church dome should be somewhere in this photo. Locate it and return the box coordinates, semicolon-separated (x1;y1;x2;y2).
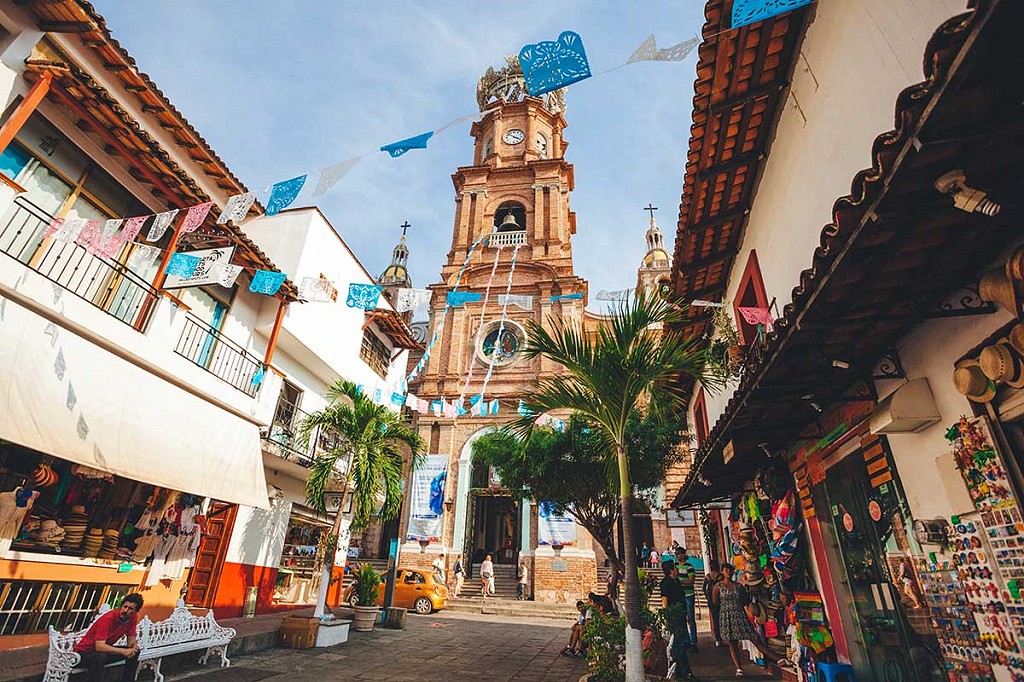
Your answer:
643;248;670;267
378;263;410;286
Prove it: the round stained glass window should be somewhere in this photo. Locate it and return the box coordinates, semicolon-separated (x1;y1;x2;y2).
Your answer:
478;323;524;367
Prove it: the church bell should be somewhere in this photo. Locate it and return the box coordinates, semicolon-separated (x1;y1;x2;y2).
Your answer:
497;212;520;232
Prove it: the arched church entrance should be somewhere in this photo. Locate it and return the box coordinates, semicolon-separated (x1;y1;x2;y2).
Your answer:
455;429;521;573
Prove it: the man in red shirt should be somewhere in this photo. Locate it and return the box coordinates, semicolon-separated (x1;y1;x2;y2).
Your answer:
74;593;143;682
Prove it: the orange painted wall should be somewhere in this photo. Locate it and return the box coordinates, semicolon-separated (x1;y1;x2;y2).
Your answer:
0;558;187;623
210;562;345;619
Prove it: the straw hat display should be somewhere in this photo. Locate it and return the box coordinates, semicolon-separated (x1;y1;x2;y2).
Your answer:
979;342;1024;388
980;268;1019;316
61;505;89;552
954;359;997;403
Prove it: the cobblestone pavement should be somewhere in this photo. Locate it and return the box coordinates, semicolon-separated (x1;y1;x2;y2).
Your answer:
174;612;586;682
168;612;777;682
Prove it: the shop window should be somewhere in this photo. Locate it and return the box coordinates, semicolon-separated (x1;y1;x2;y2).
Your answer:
0;580;132;635
733;250;771;346
693;387;709;446
360;329;392;378
275;511;332;606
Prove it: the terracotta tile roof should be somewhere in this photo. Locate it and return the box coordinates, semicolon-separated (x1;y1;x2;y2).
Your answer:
675;0;1018;506
670;0;811;366
20;2;300;301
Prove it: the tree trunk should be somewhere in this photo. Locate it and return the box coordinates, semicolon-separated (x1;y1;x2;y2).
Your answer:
314;451;356;619
617;443;643;682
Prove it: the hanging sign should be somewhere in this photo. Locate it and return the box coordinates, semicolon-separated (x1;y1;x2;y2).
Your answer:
163;246;236;289
406;454;448;542
723;440;735;465
538;501;577;547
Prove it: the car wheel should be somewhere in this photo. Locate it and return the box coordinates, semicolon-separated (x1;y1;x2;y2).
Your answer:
413;597;433;614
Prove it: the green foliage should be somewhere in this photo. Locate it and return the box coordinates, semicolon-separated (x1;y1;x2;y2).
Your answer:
706;306;743;381
299;379;425;530
471;412;686;569
582;611;626;682
581;609;665;682
352;563;382;607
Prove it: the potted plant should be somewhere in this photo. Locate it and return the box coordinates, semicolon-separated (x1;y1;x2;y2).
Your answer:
706;307;743;381
350;563;382;632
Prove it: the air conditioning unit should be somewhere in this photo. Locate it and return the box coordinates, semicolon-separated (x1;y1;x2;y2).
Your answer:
870;378;942;434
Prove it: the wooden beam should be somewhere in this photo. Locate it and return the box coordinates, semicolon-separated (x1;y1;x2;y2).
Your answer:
0;71;51;155
38;21;92;33
123;84;146;93
49;86;186;204
263;299;289;366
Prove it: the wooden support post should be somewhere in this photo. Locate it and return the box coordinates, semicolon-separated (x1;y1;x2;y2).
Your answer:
263;298;288;366
150;211;189;292
0;71;51;155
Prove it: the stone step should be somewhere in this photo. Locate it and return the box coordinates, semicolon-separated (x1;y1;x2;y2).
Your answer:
446;597;579;619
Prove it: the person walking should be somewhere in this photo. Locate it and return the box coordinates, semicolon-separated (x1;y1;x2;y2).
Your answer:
674;546;699;651
516;559;529;600
660;561;696;680
713;564;757;677
480;554;494;598
74;594;144;682
431;552;446;584
640;542;651;566
452;554;465;597
702;560;725;647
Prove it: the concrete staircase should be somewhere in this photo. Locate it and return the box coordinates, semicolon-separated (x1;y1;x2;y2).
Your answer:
597;564;708;615
467;562;520;600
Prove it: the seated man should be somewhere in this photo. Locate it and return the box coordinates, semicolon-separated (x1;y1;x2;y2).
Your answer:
563;600;589;657
74;594;144;682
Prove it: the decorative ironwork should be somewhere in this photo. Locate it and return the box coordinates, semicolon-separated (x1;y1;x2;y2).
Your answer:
873;350;907;380
174;314;262;397
0;195;160;332
927;284;998;318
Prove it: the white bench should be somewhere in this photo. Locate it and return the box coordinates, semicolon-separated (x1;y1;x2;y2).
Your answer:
44;602;236;682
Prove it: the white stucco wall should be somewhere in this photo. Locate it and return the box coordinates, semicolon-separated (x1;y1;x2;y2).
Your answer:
692;0;968;432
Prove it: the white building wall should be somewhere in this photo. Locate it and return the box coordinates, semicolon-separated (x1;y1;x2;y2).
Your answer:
691;0;967;430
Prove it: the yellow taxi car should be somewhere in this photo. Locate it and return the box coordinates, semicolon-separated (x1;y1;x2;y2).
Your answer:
343;568;449;614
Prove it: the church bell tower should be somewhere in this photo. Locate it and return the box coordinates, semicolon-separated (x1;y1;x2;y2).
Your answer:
400;57;598;601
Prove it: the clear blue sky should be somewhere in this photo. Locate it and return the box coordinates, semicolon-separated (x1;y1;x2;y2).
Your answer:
94;1;705;306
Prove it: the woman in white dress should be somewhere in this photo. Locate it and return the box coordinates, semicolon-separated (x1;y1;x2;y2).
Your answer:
480;554;495;598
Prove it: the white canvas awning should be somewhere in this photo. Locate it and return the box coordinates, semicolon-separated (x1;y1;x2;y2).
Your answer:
0;290;269;509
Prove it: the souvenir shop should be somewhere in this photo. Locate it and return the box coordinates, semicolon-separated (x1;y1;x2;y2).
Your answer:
709;458;838;681
272;506;332;606
0;442;205;635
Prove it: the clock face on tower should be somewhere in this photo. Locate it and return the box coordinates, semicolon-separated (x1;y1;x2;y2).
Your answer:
502;129;525;145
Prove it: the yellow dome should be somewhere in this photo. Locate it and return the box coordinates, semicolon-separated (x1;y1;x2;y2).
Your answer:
379;264;410;286
643;248;670;267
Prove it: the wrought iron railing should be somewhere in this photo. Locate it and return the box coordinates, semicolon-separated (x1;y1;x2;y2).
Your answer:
487;230;527;248
174;313;262;397
261;399;345;468
0;195;161;332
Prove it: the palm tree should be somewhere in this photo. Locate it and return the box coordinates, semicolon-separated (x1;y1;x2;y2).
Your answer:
512;291;713;682
299;379;425;617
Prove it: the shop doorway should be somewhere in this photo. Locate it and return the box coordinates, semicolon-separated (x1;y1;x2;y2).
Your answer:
819;443;942;682
469;495;518;565
184;502;237;608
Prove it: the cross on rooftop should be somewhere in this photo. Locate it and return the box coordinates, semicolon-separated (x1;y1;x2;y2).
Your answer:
400;221;411;237
644;204;658;220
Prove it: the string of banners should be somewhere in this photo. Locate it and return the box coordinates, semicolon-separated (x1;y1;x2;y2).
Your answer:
126;0;812;228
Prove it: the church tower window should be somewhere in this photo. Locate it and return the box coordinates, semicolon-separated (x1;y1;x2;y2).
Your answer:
493;202;526;233
535;132;548;159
